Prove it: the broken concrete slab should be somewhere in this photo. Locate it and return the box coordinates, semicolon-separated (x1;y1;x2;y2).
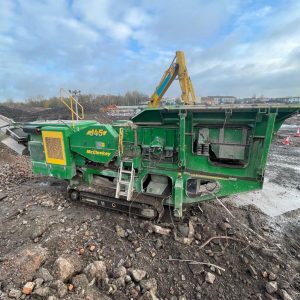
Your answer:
0;246;48;286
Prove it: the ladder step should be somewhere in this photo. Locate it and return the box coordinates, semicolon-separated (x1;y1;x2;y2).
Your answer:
121;170;132;174
119;191;128;196
119;180;130;185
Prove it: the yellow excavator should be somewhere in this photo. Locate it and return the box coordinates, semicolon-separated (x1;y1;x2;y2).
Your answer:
149;51;196;107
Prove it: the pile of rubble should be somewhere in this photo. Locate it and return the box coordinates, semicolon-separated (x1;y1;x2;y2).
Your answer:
0;246;159;300
0;142;300;300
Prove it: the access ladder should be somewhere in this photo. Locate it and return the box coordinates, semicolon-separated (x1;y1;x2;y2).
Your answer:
115;160;135;201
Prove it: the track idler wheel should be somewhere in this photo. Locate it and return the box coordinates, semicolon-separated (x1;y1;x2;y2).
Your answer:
69;189;80;201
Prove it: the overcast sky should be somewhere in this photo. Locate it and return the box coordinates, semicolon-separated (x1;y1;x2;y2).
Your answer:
1;0;300;101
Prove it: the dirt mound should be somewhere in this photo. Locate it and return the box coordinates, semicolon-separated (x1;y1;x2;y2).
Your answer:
0;105;31;121
0;104;71;122
0;104;127;124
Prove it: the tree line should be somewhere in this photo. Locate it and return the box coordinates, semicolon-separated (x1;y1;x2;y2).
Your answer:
3;91;149;113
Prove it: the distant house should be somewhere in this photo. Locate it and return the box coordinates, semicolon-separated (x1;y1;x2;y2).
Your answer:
161;98;177;106
202;96;237;104
288;97;300;103
266;97;300;104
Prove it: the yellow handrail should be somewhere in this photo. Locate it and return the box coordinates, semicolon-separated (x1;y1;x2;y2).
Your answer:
60;88;84;127
118;127;124;156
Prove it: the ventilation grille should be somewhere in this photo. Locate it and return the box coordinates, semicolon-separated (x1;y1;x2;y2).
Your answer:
45;137;63;160
42;131;66;165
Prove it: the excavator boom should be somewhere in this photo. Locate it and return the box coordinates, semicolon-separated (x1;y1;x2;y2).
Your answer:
176;51;196;105
149;51;196;107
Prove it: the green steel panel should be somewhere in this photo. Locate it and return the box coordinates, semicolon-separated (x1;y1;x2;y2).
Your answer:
28;141;45;162
70;124;118;164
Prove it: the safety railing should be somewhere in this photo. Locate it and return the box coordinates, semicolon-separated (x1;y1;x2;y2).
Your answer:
118;127;124;156
60;88;84;127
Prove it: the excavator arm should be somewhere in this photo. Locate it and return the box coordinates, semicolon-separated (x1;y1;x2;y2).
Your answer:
149;51;196;107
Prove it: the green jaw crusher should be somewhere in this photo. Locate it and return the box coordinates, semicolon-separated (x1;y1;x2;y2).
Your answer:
24;104;300;218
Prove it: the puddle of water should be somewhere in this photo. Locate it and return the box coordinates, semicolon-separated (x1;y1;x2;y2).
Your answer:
228;178;300;217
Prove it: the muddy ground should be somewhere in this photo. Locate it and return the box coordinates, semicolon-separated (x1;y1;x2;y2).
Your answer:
0;108;299;300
